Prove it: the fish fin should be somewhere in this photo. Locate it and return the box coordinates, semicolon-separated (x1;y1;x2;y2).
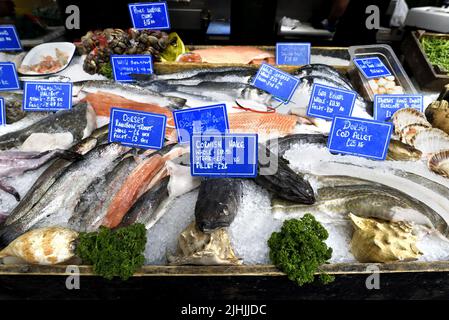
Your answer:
0;224;22;248
56;150;83;161
0;180;20;202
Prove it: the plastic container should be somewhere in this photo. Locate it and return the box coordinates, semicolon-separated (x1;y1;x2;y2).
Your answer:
348;44;417;104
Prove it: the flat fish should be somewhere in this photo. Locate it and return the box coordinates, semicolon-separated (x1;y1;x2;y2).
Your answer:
177;46;274;64
195;178;243;233
0;102;97;151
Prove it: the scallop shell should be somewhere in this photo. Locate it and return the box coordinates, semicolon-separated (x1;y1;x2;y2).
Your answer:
411;128;449;155
425;100;449;135
0;227;78;265
399;123;431;145
349;213;422;263
392;108;429;135
428;150;449;178
167;222;242;266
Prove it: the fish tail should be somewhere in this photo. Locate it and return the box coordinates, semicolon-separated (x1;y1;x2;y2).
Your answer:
55;149;83;161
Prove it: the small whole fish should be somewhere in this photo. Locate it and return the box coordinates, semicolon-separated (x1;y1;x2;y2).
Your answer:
0;227;78;265
0;102;97;151
195;178;243;233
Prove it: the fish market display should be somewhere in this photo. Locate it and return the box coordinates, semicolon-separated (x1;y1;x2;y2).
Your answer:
349;213;422;263
0;227;78;265
18;48;69;74
0;102;97;152
176;46;275;64
168;222;242;266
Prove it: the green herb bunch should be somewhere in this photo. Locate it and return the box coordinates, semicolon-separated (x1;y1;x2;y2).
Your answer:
268;214;334;286
76;224;147;280
421;36;449;74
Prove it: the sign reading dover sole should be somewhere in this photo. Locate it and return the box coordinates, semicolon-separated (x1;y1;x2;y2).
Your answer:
23;82;73;111
173;104;229;144
128;2;170;30
276;43;310;66
191;133;258;177
108;107;166;150
0;62;20;91
328;116;392;160
0;25;22;51
111;55;153;82
374;94;423;122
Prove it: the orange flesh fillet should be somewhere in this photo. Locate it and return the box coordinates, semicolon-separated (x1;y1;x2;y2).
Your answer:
228;112;297;136
189;46;274;64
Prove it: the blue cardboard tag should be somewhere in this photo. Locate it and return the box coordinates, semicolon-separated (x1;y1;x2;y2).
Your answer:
328;116;393;160
108;107;166;150
23;82;72;111
128;2;170;30
252;64;300;103
173;104;229;145
0;62;20;91
111;55;153;82
191;133;258;177
353;57;392;79
0;97;5;126
276;43;310;66
0;25;22;51
374;94;424;122
306;84;357;120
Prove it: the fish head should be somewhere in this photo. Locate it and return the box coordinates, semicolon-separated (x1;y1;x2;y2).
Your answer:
235;87;278;112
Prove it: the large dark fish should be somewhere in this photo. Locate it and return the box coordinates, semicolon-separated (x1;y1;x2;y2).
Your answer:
255;144;316;204
0;102;96;150
195;178;243;232
4;126;109;227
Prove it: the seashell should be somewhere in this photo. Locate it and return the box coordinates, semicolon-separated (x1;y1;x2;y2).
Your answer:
428;150;449;177
349;213;422;263
392;108;429;135
387;139;422;161
425;100;449;135
399;123;431;145
167;222;242;266
411;128;449;155
0;227;78;265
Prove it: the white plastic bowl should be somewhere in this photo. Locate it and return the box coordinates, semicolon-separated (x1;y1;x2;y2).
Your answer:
18;42;76;76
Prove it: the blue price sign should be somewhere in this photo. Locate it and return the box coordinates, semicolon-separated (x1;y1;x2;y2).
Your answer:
276;43;310;66
173;104;229;144
374;94;424;122
306;84;357;120
0;97;5;125
128;2;170;30
0;62;20;91
0;25;22;51
252;63;300;102
108;107;166;150
353;57;392;79
191;133;258;177
328;116;393;160
111;55;153;82
23;82;72;111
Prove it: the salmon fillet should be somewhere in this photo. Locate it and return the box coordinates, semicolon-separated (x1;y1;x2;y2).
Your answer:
180;46;275;64
229;112;298;136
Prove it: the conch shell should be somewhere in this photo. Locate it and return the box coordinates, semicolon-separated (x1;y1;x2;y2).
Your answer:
349;213;422;263
425;100;449;135
0;227;78;265
168;222;242;266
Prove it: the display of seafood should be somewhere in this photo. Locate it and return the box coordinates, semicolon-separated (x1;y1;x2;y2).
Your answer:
368;76;404;95
2;43;449;285
18;48;69;74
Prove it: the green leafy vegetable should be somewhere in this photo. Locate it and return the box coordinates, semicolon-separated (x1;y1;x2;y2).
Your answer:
420;36;449;74
98;63;113;79
76;224;147;280
268;214;334;286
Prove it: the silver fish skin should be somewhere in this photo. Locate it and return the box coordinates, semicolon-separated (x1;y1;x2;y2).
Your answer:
293;64;355;90
73;80;186;109
195;178;243;233
4;126;109;226
0;143;129;247
0;102;97;150
149;67;257;81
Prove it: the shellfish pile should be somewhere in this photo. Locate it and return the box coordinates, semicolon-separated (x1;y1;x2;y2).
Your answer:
392;104;449;177
76;28;169;75
368;76;404;95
